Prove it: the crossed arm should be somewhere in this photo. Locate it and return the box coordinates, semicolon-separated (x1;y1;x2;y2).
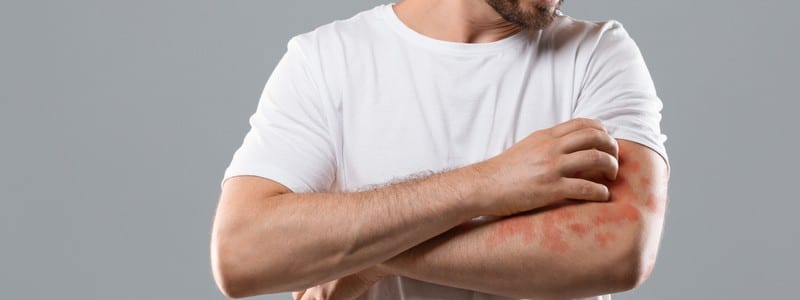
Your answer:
379;139;668;299
299;139;669;299
212;129;669;299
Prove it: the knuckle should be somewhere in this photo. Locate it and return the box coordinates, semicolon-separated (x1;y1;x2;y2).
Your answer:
573;117;592;128
589;118;607;131
578;182;598;198
573;117;603;129
578;182;593;196
544;156;562;174
585;150;604;164
546;141;561;156
599;151;615;166
587;127;606;142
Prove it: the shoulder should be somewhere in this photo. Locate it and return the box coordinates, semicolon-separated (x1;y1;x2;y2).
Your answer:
537;14;637;55
542;14;631;45
285;4;386;56
538;15;646;77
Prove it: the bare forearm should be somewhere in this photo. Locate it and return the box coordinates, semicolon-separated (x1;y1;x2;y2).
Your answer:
380;140;669;299
381;202;655;299
214;120;651;298
213;165;488;295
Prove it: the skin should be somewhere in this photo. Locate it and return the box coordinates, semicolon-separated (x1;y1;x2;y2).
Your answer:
390;0;562;44
375;139;669;299
211;0;670;299
212;118;626;298
296;139;668;300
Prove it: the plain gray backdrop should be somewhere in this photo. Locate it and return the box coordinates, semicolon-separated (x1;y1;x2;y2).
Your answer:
2;0;798;299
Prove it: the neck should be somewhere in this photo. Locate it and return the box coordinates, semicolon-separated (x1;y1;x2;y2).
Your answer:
391;0;523;44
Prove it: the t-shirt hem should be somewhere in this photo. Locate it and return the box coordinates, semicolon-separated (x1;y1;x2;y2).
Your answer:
609;128;670;173
220;164;310;194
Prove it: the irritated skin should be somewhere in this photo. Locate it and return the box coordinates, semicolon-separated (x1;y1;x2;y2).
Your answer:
376;139;669;299
212;120;669;299
295;139;669;300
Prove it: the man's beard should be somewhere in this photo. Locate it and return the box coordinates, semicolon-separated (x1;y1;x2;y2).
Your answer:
484;0;563;30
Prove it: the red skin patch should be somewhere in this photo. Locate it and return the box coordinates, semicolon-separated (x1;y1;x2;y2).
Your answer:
624;160;641;174
486;216;536;250
483;146;665;253
608;173;637;203
485;206;577;253
539;212;569;253
554;205;577;221
592;203;639;226
618;148;640;173
638;176;652;189
644;193;660;214
594;231;616;248
568;223;589;236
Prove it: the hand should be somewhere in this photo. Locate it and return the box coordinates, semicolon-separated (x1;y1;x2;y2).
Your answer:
292;267;387;300
474;118;619;216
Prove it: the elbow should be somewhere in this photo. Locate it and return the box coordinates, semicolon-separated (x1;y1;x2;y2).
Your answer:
211;237;253;299
211;226;285;299
610;252;652;293
212;268;249;299
211;222;312;298
606;221;659;293
211;229;302;298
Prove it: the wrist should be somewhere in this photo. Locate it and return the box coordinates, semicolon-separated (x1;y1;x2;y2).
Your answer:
459;160;498;216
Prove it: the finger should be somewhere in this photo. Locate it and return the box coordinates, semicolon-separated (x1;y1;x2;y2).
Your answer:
558;127;619;158
558;149;619;181
557;177;611;202
572;170;608;183
302;289;321;300
548;118;607;137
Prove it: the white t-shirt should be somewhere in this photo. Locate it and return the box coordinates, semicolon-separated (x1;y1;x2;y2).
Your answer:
222;2;668;300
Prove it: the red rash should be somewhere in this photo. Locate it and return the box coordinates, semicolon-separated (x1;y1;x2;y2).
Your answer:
539;213;570;253
593;231;616;248
484;148;663;252
554;205;577;221
608;173;637;203
486;215;536;251
645;193;660;214
638;176;652;189
592;203;639;226
624;159;641;174
568;223;589;236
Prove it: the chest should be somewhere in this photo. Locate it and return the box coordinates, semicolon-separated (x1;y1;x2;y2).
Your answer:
329;50;576;191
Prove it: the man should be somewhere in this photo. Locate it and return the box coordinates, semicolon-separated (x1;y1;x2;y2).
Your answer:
211;0;670;299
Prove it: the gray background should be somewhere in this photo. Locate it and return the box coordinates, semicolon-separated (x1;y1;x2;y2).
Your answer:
1;0;797;299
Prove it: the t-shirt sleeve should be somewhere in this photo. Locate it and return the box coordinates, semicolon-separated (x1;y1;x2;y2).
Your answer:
573;20;669;168
220;37;336;193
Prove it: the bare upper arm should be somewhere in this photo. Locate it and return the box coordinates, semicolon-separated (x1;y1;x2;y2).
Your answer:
211;176;294;297
213;175;293;243
221;175;294;202
611;139;669;283
612;139;669;215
